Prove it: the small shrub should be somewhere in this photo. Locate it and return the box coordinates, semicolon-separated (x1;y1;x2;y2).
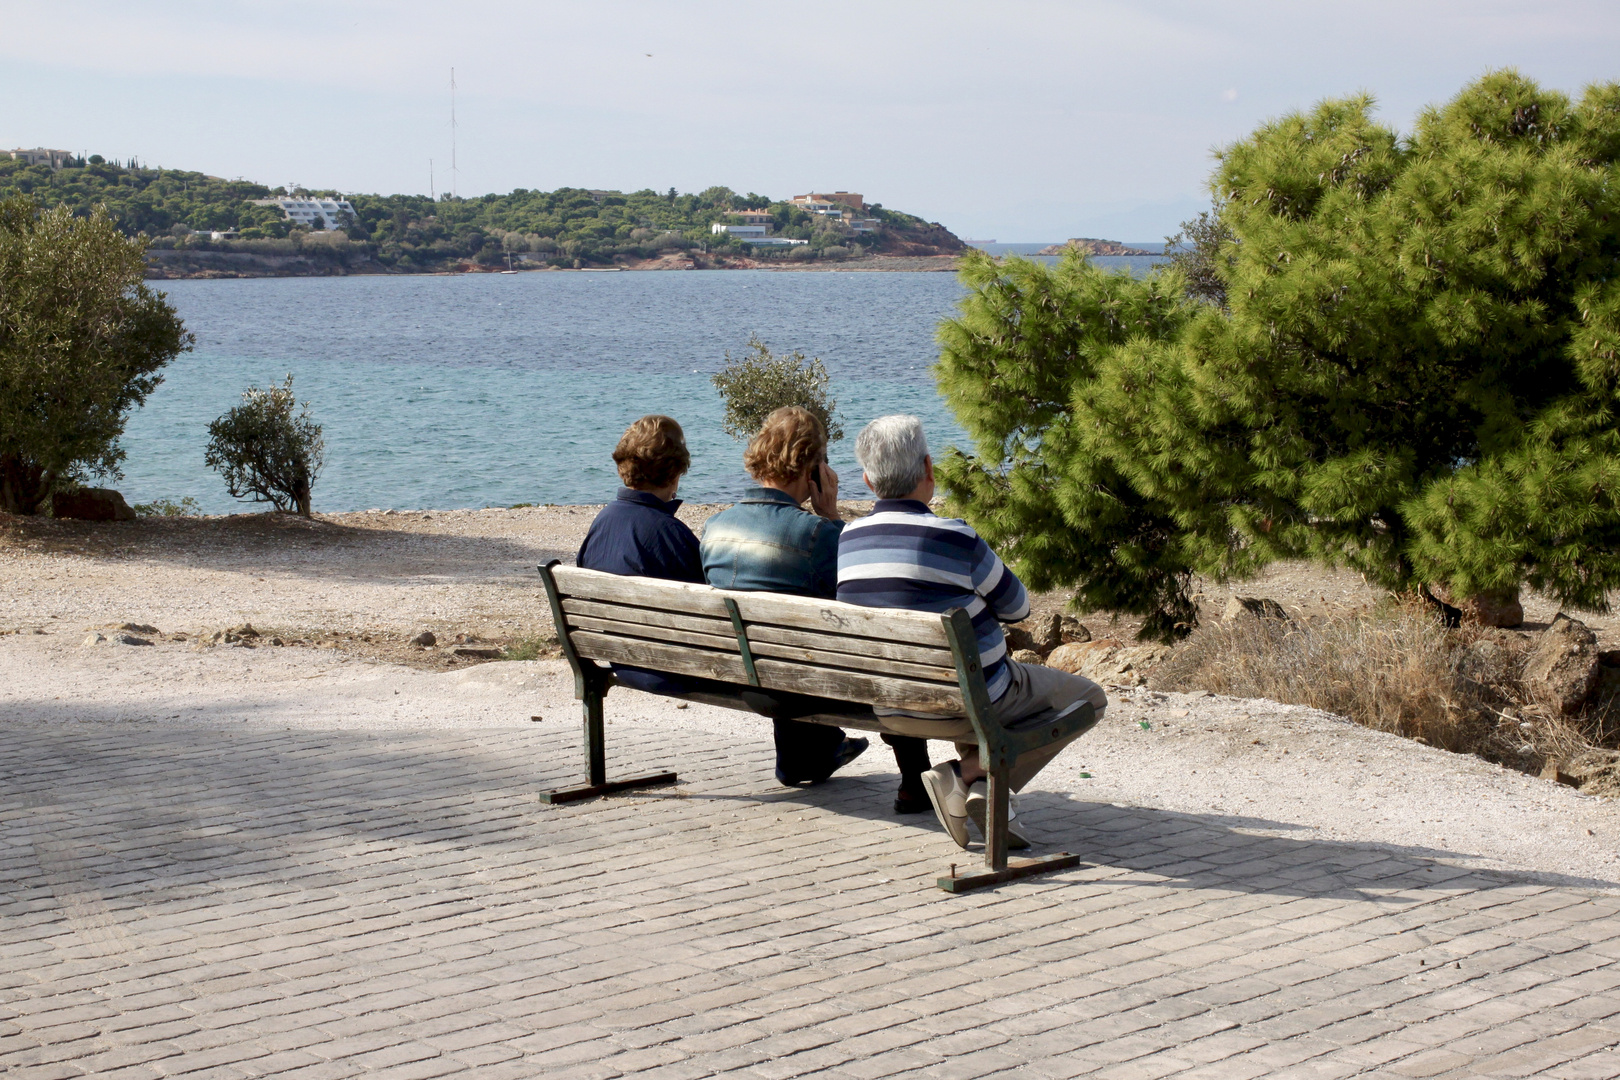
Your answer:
204;376;324;517
133;496;200;517
502;634;558;661
711;334;843;442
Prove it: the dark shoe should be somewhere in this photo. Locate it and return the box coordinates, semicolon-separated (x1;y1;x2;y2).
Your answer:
811;736;868;783
894;779;931;815
778;736;869;787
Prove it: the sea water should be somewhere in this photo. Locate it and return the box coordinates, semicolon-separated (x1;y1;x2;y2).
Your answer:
119;259;1162;513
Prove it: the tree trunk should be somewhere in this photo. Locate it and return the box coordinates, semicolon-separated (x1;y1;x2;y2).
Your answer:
0;455;49;515
295;484;312;518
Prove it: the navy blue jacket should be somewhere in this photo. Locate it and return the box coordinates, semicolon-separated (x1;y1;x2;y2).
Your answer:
576;488;703;583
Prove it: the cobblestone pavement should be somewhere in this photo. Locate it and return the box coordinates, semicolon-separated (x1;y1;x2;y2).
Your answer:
4;717;1620;1080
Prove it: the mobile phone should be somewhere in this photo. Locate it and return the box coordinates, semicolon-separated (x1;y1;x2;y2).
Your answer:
808;458;824;493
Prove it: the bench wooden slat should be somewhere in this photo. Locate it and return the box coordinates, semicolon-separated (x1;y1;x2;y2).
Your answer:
552;566;949;647
562;597;956;668
747;641;959;683
568;614;742;654
742;624;952;667
570;632;966;715
562;598;732;639
567;614;958;684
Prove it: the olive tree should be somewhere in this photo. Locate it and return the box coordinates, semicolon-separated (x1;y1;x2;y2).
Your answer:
0;197;192;514
204;376;324;516
711;334;844;442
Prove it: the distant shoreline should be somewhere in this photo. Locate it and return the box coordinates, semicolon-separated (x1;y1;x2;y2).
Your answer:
143;252;970;279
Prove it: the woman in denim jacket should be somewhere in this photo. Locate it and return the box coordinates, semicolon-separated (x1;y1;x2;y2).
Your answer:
701;407;931;813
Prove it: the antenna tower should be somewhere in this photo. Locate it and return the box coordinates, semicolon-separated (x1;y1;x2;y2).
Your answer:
429;158;435;201
450;67;458;199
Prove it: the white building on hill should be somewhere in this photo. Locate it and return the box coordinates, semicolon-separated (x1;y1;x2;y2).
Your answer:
252;196;356;230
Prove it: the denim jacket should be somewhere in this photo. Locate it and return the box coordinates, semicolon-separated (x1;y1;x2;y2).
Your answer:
700;487;844;599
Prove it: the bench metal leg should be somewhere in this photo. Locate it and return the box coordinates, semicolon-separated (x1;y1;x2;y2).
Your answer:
539;681;678;803
937;853;1083;893
937;609;1091;893
585;679;606;788
537;561;679;805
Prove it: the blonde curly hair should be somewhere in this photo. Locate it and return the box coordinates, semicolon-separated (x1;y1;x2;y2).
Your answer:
743;407;826;486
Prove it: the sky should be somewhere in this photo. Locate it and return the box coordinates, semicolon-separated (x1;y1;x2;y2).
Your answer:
4;1;1618;242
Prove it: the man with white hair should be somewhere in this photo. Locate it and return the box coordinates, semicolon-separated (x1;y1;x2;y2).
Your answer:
837;414;1108;850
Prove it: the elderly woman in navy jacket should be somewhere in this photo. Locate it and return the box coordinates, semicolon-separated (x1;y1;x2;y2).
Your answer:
700;407;931;813
576;414;705;695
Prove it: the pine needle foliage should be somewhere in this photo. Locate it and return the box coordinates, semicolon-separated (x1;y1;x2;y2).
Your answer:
205;376;324;517
0;197;192;514
936;71;1620;642
711;334;844;442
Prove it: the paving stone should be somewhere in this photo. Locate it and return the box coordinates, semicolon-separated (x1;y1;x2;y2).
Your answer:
4;722;1620;1080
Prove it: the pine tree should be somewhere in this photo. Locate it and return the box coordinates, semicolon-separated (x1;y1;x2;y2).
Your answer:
936;71;1620;640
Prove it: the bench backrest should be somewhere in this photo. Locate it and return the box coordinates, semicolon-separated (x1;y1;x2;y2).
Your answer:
544;565;970;716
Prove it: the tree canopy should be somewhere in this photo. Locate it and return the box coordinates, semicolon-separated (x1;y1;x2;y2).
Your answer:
0;196;191;515
936;71;1620;641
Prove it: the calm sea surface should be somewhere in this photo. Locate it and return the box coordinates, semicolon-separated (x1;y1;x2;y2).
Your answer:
121;258;1163;513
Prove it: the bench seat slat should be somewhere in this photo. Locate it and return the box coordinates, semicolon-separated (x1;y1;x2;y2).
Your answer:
570;632;966;715
552;566;949;647
562;597;956;668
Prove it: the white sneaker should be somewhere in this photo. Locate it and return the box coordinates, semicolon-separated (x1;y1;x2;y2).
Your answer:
920;761;971;849
965;781;1031;849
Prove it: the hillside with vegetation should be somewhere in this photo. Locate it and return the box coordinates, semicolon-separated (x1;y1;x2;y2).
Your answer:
0;154;964;274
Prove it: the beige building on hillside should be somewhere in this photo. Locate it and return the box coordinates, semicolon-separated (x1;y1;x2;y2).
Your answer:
792;191;865;214
8;148;75;169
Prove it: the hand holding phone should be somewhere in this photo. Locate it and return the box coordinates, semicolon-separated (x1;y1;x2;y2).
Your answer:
809;459;839;520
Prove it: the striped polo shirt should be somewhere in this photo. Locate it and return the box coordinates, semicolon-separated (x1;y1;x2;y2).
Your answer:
836;499;1030;701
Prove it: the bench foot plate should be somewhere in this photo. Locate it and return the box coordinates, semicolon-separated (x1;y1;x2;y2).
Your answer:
540;771;678;804
937;852;1081;893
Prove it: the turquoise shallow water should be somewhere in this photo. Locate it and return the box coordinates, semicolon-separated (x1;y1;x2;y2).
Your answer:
120;259;1163;513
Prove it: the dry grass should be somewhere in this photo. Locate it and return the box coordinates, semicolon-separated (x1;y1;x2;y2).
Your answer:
1153;598;1620;779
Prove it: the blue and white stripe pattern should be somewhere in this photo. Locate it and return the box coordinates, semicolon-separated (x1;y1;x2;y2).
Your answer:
836;499;1030;701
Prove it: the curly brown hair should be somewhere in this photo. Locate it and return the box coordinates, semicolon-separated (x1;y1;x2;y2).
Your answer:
743;406;826;486
613;415;691;490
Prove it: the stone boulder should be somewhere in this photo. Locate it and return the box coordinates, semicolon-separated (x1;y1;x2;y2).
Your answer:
1524;614;1601;715
1058;615;1090;644
1045;638;1170;687
52;488;137;521
1009;649;1045;666
1222;596;1289;622
410;631;437;647
1432;583;1524;628
1006;613;1091;657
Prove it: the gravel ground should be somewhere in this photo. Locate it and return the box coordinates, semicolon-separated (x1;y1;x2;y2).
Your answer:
3;506;1616;889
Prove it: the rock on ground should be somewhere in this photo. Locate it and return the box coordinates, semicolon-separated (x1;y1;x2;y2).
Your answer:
1525;613;1602;714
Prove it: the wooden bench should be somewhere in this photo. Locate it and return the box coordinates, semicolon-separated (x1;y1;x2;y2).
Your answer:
538;561;1099;892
